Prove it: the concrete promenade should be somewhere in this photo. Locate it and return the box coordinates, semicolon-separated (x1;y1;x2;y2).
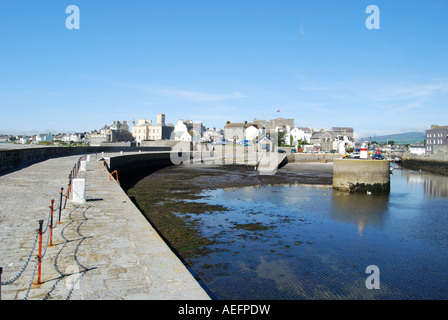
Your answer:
0;153;210;300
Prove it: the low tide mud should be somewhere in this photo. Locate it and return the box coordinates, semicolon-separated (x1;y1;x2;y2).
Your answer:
125;163;333;266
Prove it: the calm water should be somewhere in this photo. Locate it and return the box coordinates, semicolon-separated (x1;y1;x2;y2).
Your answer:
180;165;448;300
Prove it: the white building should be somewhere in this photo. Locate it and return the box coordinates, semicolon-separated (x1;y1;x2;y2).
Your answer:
202;128;223;143
174;131;192;142
173;119;204;142
257;135;273;152
70;133;81;143
224;121;265;143
173;119;192;142
19;136;32;144
131;115;174;142
290;127;312;144
35;133;54;142
174;119;190;134
245;124;265;142
409;144;426;155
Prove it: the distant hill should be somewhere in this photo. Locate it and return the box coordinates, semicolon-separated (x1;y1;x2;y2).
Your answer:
358;132;425;145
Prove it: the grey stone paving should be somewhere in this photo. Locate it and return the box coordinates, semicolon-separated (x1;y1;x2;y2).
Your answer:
0;154;210;300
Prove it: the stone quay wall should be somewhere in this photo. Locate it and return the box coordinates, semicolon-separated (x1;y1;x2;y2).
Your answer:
0;146;170;175
333;159;391;193
401;152;448;176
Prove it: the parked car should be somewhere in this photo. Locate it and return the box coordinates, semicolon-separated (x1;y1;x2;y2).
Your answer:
372;154;384;160
349;152;360;158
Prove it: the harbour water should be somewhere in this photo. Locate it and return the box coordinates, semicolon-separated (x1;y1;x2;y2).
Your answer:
180;165;448;300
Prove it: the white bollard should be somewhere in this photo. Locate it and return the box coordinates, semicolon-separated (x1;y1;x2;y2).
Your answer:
72;179;86;204
360;142;368;159
80;160;87;171
86;155;91;161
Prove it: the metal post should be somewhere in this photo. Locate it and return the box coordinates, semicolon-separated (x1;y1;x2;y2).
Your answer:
64;183;69;210
0;266;3;300
58;188;63;224
37;220;43;285
49;200;54;247
64;174;71;210
67;173;72;197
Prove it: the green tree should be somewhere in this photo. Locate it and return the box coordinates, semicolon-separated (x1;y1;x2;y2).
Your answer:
277;132;287;146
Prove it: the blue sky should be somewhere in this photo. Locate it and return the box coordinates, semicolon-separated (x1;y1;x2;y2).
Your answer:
1;0;447;138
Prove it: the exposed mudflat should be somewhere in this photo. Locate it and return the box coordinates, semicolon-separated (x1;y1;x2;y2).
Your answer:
126;162;333;264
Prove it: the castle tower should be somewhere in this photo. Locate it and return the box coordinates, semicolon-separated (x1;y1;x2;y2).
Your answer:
157;113;166;125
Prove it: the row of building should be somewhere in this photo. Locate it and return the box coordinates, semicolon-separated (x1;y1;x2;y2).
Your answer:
2;132;87;145
87;118;448;156
110;114;356;153
88;114;208;146
5;112;445;156
222;119;355;153
2;113;356;153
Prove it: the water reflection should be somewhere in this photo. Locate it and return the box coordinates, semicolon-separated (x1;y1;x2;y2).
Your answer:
185;166;448;300
331;191;389;238
400;168;448;198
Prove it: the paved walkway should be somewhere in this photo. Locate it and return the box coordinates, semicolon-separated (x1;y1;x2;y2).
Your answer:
0;154;209;300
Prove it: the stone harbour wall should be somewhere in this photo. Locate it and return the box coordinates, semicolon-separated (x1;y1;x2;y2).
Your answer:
333;159;391;193
401;153;448;176
0;146;170;175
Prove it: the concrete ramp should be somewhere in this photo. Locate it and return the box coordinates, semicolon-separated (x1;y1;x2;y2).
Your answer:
257;152;287;175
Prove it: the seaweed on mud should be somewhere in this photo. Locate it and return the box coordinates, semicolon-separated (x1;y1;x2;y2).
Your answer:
126;163;332;266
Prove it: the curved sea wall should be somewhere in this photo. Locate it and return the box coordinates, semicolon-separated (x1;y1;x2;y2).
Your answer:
105;151;174;182
0;146;170;175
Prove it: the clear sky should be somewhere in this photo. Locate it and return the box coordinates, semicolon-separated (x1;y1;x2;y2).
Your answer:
1;0;447;139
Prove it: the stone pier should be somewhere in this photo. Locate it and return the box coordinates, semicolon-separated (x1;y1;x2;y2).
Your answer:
0;153;210;300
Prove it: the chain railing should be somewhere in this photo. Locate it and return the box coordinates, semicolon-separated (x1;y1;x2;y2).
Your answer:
0;156;87;300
